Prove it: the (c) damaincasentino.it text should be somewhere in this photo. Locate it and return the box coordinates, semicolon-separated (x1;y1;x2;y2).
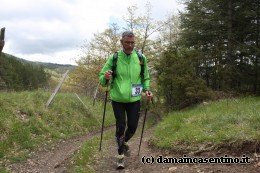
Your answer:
142;155;250;164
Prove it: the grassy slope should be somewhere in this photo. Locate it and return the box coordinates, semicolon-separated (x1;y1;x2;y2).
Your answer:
68;96;260;172
151;96;260;153
0;91;114;168
1;92;259;172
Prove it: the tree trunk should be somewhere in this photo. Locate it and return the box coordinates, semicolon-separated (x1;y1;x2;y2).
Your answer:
227;0;234;89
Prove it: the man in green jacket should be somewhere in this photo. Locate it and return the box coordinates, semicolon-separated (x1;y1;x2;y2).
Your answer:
99;31;153;169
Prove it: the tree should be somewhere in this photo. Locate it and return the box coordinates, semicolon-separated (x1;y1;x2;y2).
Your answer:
179;0;259;94
157;14;181;48
70;25;121;97
87;23;121;59
123;3;166;57
72;3;168;98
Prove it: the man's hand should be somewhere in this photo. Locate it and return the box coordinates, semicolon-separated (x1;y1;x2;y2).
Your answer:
104;70;113;81
145;90;153;102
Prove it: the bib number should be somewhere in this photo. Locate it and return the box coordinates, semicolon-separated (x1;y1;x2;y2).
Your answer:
132;84;143;97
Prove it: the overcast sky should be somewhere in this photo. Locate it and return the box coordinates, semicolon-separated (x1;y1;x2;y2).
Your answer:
1;0;184;65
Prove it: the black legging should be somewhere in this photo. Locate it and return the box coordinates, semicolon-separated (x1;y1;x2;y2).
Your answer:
112;100;140;155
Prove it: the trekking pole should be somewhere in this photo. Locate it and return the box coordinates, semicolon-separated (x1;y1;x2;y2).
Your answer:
138;91;153;156
99;80;109;151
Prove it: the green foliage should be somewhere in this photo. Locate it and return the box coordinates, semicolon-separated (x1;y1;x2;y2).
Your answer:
0;167;8;173
70;56;105;98
151;96;260;152
70;26;121;98
0;53;48;91
0;91;114;168
179;0;260;94
155;47;210;110
73;4;163;98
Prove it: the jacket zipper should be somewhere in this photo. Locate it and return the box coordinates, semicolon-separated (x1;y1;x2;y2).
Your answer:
128;55;131;99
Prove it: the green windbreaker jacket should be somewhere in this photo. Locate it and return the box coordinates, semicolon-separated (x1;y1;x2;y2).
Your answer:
99;50;150;103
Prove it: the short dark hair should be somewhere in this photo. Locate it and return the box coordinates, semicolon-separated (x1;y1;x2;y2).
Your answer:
121;31;135;39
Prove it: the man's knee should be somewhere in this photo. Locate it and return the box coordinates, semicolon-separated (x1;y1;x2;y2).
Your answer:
128;124;138;134
116;124;125;137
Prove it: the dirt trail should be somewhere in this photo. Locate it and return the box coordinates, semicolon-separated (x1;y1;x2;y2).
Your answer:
92;126;260;173
8;113;260;173
8;126;114;173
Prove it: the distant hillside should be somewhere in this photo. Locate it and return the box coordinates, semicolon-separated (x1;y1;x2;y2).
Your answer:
0;52;48;90
3;52;76;74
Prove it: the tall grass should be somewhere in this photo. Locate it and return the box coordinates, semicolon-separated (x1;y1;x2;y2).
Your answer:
0;91;115;168
151;97;260;152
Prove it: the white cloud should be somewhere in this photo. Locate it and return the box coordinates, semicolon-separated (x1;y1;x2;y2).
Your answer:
0;0;184;65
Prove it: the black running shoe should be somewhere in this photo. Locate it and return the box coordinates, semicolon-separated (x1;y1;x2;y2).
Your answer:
116;154;125;169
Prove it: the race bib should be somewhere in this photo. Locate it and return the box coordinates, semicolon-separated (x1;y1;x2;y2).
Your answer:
132;84;143;97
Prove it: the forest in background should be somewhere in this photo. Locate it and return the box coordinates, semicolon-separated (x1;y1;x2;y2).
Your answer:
0;53;48;91
71;0;259;110
0;0;259;111
0;53;76;91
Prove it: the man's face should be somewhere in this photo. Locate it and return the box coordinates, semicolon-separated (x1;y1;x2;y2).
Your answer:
121;36;135;55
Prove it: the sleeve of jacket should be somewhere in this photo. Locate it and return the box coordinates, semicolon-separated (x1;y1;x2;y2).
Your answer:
99;55;113;87
142;54;150;91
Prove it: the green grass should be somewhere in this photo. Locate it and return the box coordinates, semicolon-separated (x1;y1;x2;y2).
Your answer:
1;91;259;171
151;96;260;152
67;130;114;173
0;91;115;170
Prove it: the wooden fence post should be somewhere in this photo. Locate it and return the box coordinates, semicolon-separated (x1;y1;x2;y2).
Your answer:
0;27;5;55
46;70;69;107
